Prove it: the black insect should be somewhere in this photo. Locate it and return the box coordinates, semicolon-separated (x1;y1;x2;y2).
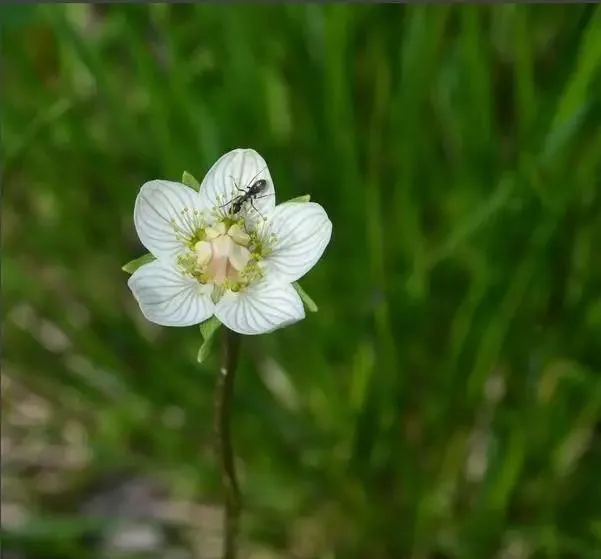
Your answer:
229;178;268;214
224;170;270;216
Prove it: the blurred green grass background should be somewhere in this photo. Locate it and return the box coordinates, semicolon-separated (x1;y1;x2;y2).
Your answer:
2;3;601;558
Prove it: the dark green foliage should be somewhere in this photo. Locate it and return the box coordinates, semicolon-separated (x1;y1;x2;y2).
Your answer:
2;4;600;558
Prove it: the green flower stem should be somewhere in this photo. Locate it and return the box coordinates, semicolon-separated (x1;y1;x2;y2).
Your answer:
214;328;242;559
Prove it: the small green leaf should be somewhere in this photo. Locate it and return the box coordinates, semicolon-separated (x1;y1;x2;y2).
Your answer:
121;253;156;274
293;282;318;312
200;315;221;340
197;339;214;364
198;316;222;363
182;171;201;191
287;194;311;203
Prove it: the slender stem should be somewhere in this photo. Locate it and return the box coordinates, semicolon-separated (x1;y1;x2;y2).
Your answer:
214;329;242;559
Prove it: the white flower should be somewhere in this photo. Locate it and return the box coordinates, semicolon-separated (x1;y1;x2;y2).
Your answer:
127;148;332;335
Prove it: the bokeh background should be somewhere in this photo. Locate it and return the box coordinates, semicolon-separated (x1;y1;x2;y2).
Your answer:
2;3;601;559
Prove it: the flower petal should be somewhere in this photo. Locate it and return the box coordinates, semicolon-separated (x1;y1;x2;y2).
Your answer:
215;280;304;335
134;180;208;260
128;260;215;327
260;202;332;283
198;148;276;218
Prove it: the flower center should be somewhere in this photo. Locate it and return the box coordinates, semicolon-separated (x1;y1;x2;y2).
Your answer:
178;220;265;293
